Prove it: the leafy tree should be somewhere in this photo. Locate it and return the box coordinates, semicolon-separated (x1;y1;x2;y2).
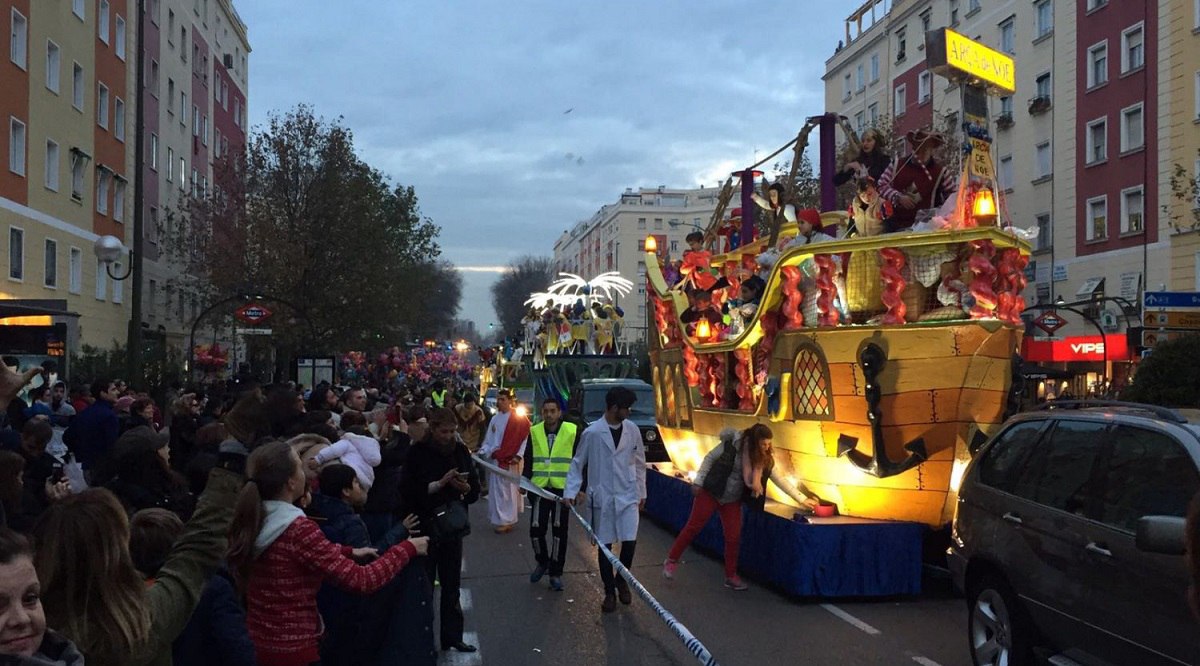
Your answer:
165;105;450;352
1122;335;1200;407
1162;148;1200;233
490;256;555;338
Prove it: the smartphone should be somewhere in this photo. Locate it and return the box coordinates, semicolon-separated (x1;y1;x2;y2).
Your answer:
51;462;65;483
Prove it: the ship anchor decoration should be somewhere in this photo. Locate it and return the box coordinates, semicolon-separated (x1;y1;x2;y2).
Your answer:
836;343;929;479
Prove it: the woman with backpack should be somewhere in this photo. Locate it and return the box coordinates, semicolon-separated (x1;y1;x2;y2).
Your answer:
662;424;819;590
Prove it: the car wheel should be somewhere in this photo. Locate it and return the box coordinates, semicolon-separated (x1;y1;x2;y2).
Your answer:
967;574;1034;666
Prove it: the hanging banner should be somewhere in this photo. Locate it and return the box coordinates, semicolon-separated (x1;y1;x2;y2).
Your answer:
968;138;994;179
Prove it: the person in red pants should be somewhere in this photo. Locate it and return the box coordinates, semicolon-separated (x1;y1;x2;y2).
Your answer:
663;424;818;590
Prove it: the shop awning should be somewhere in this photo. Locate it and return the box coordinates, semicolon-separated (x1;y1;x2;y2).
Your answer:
0;302;80;320
1020;363;1074;380
1076;277;1105;297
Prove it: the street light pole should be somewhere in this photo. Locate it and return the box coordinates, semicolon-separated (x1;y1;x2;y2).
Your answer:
128;0;146;385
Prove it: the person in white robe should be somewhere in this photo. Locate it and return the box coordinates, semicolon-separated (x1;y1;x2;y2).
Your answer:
479;390;527;532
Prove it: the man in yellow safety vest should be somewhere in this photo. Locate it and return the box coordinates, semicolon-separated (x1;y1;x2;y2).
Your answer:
523;397;577;592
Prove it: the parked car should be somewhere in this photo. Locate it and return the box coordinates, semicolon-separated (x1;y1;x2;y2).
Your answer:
949;400;1200;666
566;378;670;463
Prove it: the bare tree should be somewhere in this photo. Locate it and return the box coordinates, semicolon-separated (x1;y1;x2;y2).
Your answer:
490;256;555;338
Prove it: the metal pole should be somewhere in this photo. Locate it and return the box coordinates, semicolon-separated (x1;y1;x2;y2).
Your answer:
818;112;838;212
739;170;755;248
127;0;146;385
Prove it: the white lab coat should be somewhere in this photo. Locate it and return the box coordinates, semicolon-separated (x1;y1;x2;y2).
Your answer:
565;418;647;544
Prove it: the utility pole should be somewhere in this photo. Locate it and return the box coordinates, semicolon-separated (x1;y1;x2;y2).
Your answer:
128;0;146;384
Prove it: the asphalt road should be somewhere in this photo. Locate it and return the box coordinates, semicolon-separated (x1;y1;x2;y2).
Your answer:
437;498;971;666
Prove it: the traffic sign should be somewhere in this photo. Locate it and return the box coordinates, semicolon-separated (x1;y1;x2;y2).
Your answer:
235;303;273;325
1033;311;1067;335
1143;291;1200;309
1144;311;1200;329
1141;329;1198;347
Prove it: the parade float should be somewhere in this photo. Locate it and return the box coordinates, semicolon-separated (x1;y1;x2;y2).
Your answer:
647;28;1027;529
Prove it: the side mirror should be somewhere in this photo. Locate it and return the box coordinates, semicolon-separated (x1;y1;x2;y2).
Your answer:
1135;515;1187;556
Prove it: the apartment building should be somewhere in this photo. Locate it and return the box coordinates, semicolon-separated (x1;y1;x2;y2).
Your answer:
0;1;248;363
824;0;1190;389
552;186;722;345
1;0;136;356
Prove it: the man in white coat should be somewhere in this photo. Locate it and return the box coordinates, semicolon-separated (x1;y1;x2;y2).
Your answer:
479;389;530;532
565;386;646;613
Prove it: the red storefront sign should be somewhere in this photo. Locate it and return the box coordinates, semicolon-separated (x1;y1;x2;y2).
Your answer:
1021;334;1132;362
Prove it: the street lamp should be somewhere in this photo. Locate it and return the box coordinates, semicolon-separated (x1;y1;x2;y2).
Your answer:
93;234;141;383
93;235;132;279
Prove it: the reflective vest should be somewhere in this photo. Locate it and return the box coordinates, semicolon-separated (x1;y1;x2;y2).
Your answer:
530;421;577;490
431;389;447;408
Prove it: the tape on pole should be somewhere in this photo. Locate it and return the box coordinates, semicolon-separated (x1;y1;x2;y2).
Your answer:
473;454;720;666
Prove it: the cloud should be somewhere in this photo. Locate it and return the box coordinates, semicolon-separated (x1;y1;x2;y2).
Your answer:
237;1;846;331
455;266;510;274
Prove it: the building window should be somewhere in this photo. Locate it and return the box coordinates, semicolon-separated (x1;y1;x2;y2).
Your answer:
1087;42;1108;88
920;9;931;33
1087;117;1107;163
97;84;109;129
950;0;960;26
1087;0;1107;9
192;44;199;70
192;105;200;137
868;102;879;125
166;147;174;182
44;140;59;191
999;95;1013;117
97;171;110;215
1120;103;1144;152
1121;186;1144;233
1034;0;1053;38
43;239;57;288
8;118;25;176
149;59;159;96
843;73;851;101
99;1;110;44
181;27;188;61
896;27;906;62
969;0;980;11
1035;72;1051;99
1035;142;1052;179
115;16;126;60
113;180;125;223
114;98;125;142
870;53;879;82
95;260;106;300
167;9;175;45
894;84;907;117
637;218;646;230
1000;18;1015;54
854;111;865;132
1121;23;1144;73
69;247;82;294
179;158;186;192
919;71;932;103
654;218;663;230
855;64;864;92
1035;213;1052;251
999;155;1013;190
73;0;85;20
112;264;123;303
45;41;60;92
637;240;645;252
72;63;84;110
149;133;158;171
167;79;175;114
9;228;24;281
180;92;188;125
1086;196;1108;240
10;9;27;70
70;152;84;200
203;115;210;145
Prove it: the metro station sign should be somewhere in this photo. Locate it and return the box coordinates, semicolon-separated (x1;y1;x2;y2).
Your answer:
234;303;273;325
1032;311;1066;335
926;28;1016;94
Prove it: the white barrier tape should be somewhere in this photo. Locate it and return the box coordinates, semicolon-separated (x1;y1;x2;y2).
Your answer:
473;454;720;666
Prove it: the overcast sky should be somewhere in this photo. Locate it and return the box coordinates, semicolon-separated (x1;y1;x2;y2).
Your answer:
236;1;846;332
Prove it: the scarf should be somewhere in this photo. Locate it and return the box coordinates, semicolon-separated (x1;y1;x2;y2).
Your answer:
492;412;532;467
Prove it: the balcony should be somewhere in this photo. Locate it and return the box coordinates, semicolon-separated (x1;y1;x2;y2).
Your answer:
995;114;1014;130
1027;96;1052;115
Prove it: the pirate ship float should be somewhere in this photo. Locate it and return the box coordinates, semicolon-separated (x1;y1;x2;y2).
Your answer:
647;30;1028;528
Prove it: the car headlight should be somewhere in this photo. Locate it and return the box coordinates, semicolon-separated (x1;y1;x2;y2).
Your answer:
644;429;658;442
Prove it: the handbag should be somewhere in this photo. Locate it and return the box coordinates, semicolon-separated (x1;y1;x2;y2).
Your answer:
700;442;738;498
429;500;470;541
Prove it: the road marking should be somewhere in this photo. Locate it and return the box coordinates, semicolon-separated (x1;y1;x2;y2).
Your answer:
438;631;482;666
820;604;882;635
912;657;943;666
460;588;473;612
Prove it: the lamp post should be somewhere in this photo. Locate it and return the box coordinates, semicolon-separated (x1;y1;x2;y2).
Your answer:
93;234;141;384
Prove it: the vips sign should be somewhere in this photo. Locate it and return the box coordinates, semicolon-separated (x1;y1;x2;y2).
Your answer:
926;28;1017;94
1022;335;1132;362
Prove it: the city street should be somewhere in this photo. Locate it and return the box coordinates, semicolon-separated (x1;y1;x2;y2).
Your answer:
440;499;969;666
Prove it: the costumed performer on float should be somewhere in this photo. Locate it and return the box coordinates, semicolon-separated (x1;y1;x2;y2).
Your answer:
877;129;957;232
478;389;531;532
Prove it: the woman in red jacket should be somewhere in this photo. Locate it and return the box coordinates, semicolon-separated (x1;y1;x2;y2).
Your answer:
226;440;428;666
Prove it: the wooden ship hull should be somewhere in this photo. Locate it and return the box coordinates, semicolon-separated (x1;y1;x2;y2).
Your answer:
647;226;1031;527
